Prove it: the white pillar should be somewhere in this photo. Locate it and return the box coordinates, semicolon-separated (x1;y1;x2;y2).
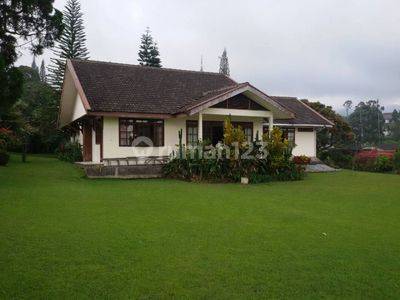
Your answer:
198;113;203;141
269;115;274;133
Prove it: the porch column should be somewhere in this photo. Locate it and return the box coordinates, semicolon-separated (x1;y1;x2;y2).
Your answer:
198;113;203;141
269;115;274;133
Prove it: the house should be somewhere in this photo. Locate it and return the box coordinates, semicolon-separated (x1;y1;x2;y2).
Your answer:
59;59;333;164
383;112;393;124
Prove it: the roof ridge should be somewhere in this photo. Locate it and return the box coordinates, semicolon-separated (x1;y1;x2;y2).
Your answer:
271;95;298;100
69;58;231;77
201;83;241;96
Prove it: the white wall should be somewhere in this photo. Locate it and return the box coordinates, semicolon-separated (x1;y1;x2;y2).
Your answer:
101;115;265;159
292;129;316;157
71;94;86;122
102;117;186;159
92;128;101;163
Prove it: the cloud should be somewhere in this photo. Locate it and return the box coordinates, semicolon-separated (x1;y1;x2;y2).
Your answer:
16;0;400;110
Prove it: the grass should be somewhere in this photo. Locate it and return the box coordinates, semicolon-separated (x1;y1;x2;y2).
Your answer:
0;155;399;299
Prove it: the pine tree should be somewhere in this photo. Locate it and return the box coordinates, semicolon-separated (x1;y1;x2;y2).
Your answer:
219;48;230;76
31;57;39;74
48;0;89;89
40;60;47;83
138;27;162;67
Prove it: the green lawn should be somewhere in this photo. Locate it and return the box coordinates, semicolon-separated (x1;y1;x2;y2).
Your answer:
0;155;399;299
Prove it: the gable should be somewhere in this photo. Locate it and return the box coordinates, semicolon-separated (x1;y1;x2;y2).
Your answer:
211;93;268;111
59;64;88;127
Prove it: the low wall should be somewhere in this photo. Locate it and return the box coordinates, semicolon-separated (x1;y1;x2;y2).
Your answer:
84;164;163;179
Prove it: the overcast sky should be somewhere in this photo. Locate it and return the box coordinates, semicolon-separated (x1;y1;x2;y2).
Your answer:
17;0;400;111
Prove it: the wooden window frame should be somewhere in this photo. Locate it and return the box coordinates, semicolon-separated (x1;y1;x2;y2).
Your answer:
281;127;296;146
186;120;199;145
119;118;164;147
297;127;314;132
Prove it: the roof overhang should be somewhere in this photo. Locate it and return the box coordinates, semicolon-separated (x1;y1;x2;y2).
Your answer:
181;83;294;119
58;60;92;128
267;123;334;128
87;111;172;119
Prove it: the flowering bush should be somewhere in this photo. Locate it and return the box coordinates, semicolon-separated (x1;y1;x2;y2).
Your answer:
393;150;400;174
293;155;311;165
353;150;395;172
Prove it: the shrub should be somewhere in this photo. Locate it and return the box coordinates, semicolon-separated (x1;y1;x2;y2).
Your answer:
375;156;393;173
293;155;311;165
0;128;18;150
0;129;12;166
393;150;400;174
319;148;355;169
353;150;395;173
56;141;83;163
164;125;305;184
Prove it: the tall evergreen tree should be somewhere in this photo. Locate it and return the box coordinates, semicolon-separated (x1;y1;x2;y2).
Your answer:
31;57;39;74
219;48;230;76
48;0;89;89
138;28;162;67
40;59;47;83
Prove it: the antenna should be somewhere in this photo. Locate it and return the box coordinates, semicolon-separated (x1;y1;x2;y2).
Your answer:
200;55;204;72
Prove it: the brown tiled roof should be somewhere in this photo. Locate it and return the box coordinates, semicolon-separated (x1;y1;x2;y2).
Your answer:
69;59;331;126
271;96;333;126
70;59;237;114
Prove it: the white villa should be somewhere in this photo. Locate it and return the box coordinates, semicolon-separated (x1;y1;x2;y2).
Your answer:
59;59;333;164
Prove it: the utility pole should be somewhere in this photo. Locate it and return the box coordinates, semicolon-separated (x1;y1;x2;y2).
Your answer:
359;108;363;147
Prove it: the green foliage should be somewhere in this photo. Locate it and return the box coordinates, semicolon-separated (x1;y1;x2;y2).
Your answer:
0;0;63;115
353;154;394;173
138;27;162;67
48;0;89;89
31;57;39;74
164;126;305;183
387;109;400;140
39;60;47;83
219;48;230;76
393;150;400;174
319;148;355;169
0;151;10;166
302;100;355;152
6;66;64;153
348;100;385;146
0;129;11;166
56;141;82;162
223;118;246;147
375;156;393;173
0;58;24;118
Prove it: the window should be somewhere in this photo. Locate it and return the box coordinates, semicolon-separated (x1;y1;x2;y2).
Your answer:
233;122;253;143
281;128;295;146
211;94;268;111
297;127;314;132
119;118;164;147
186;121;198;145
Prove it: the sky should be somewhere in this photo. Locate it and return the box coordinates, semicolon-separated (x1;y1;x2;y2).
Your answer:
16;0;400;112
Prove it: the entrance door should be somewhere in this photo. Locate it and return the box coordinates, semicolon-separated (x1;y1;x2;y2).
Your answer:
203;121;224;145
83;122;92;161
